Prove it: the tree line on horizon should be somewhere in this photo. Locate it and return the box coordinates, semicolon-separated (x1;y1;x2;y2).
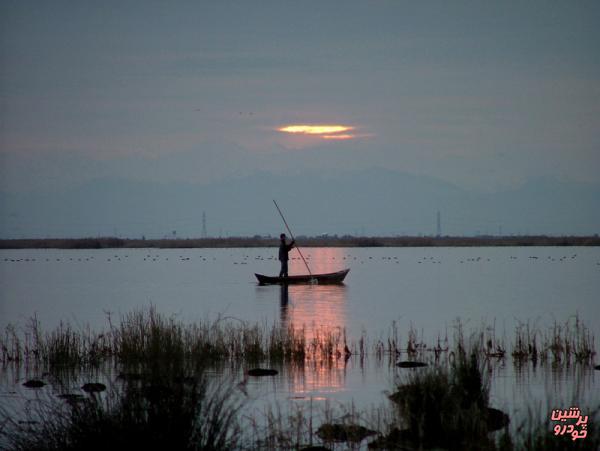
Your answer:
1;235;599;249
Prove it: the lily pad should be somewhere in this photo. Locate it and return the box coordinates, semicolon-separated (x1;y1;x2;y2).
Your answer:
316;423;377;442
367;428;415;449
387;386;409;404
396;361;427;368
58;393;86;403
81;382;106;393
486;407;509;431
117;372;145;382
248;368;278;376
142;384;173;401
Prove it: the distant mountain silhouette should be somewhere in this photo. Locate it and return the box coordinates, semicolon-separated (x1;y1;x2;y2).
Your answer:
1;170;599;238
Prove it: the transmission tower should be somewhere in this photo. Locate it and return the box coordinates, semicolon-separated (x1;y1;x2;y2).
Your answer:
202;211;207;238
436;211;442;237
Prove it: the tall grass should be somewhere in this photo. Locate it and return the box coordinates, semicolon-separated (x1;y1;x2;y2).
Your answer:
1;309;595;369
1;360;243;450
0;316;112;366
111;308;317;364
250;402;315;450
1;307;365;370
386;346;496;449
381;331;599;450
1;309;598;450
511;316;595;364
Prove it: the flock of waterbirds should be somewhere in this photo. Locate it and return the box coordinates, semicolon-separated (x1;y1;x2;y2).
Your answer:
3;252;598;266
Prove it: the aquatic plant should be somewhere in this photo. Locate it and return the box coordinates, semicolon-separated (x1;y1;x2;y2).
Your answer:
1;309;595;373
385;348;502;449
511;320;540;362
251;402;315;450
544;316;595;364
1;324;22;363
0;316;112;367
267;323;306;363
2;308;599;450
1;364;244;451
247;398;390;450
511;316;596;365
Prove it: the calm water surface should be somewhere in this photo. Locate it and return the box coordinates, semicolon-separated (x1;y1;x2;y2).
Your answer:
1;246;599;423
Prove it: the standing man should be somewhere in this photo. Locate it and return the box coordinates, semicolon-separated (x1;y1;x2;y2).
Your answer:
278;233;295;277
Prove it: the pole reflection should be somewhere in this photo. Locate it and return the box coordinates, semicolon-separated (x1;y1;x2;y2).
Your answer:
280;284;289;324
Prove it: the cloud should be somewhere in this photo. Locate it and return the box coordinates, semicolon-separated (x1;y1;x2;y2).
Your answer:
278;125;354;135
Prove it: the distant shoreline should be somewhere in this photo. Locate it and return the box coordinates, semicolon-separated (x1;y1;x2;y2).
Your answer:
1;235;599;249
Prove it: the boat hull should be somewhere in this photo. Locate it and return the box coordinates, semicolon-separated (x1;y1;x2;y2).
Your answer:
255;268;350;285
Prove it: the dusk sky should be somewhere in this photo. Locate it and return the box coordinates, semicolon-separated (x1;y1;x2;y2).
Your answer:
1;1;599;237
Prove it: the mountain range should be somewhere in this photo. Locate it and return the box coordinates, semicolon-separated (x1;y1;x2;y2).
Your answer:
1;169;599;238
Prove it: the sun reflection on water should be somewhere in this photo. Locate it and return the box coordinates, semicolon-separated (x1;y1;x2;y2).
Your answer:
277;248;350;395
279;282;350;396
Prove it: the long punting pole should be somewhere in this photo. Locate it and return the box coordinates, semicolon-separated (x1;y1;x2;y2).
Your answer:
273;199;312;277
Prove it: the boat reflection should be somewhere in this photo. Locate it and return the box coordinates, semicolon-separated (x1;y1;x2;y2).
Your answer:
278;284;347;338
277;247;348;333
279;284;289;324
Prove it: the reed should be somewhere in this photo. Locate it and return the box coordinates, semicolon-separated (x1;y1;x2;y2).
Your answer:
113;308;187;365
386;348;495;450
0;317;112;367
511;316;596;365
1;324;22;363
1;309;595;370
251;402;315;450
2;306;600;451
544;316;595;364
1;363;244;451
267;324;305;363
307;326;345;362
247;398;391;450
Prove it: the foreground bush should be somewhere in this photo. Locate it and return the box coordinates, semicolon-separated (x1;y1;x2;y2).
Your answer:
1;364;243;451
383;350;497;449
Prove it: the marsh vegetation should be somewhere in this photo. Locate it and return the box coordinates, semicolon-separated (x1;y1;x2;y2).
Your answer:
1;308;598;449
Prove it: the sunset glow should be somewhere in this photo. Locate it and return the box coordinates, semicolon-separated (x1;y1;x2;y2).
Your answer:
278;125;353;135
322;134;355;140
282;248;349;395
278;124;354;136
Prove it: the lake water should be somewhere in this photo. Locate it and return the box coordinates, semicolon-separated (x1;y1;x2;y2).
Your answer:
1;246;600;430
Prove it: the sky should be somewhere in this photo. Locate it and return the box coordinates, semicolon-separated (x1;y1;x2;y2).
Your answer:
1;1;599;237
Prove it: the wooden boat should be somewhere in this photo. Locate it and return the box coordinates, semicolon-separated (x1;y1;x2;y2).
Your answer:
255;268;350;285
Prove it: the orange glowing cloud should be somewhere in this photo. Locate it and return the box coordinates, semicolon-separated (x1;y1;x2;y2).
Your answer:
322;134;355;140
278;124;354;135
277;124;362;143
